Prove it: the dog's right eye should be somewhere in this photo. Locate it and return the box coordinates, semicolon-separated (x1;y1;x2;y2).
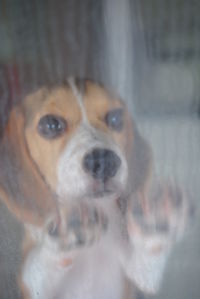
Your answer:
105;108;124;132
37;114;67;139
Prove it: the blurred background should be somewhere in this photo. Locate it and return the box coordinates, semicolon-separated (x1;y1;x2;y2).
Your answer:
0;0;199;298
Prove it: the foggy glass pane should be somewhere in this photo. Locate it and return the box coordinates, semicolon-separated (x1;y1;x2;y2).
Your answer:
0;1;199;298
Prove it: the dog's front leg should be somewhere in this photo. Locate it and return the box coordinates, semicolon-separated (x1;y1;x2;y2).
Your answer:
22;202;108;299
22;239;72;299
119;181;194;295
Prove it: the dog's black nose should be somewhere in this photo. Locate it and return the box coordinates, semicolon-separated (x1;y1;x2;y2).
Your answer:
83;148;121;181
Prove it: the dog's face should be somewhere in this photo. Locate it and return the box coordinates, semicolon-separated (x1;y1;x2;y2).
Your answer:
23;79;132;203
0;78;151;225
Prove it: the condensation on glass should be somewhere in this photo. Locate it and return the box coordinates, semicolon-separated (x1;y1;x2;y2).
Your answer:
0;1;199;299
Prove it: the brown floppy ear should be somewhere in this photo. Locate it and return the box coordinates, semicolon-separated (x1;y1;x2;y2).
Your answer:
125;115;153;194
0;107;56;226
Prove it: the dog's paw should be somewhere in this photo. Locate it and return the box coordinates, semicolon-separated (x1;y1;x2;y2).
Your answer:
45;202;108;253
125;181;194;293
127;181;194;249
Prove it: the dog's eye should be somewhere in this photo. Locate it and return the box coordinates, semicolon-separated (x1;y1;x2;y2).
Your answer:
105;108;124;131
38;115;67;139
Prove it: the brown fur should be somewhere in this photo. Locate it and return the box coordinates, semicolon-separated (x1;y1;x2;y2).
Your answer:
0;108;57;226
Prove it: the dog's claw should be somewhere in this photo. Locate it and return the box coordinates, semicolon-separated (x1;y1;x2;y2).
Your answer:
46;203;108;252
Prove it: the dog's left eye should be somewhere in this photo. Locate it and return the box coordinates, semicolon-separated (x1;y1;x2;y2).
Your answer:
105;108;124;131
37;114;67;139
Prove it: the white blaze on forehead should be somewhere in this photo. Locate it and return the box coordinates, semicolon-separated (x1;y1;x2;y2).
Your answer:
67;77;88;124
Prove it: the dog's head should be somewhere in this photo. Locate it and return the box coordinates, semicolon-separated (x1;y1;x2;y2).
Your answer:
0;78;151;225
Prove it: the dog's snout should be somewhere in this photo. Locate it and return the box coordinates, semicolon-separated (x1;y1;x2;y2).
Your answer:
83;148;121;181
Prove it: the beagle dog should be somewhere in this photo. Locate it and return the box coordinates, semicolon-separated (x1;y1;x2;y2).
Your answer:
0;78;192;299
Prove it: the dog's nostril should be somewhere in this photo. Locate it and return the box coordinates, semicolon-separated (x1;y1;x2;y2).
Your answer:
83;148;121;181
